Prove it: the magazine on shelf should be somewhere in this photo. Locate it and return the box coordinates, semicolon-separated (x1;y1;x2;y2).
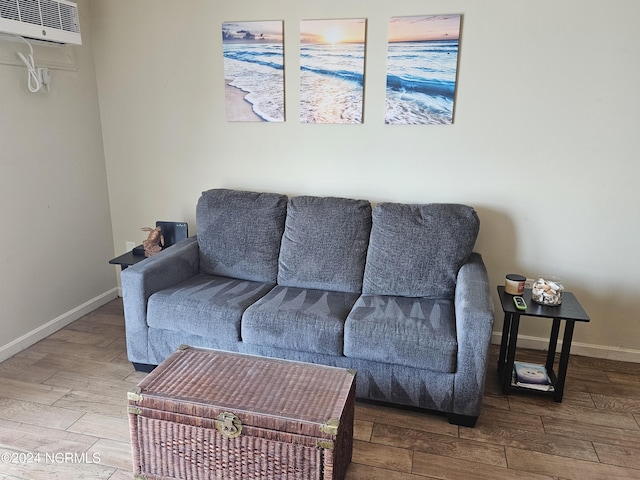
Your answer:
512;361;555;392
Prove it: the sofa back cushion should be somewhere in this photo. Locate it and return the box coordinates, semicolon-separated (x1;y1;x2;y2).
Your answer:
277;195;372;293
196;189;287;283
363;203;479;298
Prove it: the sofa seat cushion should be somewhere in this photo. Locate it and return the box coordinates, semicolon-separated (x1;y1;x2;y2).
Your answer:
344;295;457;373
147;274;274;341
277;195;372;293
242;286;360;355
196;189;287;283
363;203;479;298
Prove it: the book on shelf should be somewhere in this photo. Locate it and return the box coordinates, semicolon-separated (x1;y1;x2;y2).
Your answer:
512;361;555;392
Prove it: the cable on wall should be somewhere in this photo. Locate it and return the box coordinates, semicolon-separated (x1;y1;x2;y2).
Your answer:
15;36;50;93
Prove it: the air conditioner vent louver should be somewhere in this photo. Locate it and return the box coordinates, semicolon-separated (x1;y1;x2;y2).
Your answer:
20;0;40;25
0;0;81;44
0;1;19;21
58;2;78;32
42;0;61;28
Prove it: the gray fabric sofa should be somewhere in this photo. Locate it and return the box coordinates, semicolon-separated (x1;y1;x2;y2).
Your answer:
121;188;494;426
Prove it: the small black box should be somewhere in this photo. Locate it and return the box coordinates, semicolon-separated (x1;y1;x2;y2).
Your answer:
156;221;189;248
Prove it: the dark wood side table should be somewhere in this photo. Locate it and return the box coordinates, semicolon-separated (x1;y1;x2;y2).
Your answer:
109;247;146;270
496;285;590;402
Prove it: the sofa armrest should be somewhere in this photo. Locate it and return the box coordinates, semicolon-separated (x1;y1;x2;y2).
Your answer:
121;236;199;364
452;252;495;420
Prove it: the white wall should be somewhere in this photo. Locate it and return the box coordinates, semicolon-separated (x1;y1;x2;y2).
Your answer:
91;1;640;359
0;0;116;360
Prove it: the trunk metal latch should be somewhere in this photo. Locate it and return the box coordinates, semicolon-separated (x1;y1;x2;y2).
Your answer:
216;412;242;438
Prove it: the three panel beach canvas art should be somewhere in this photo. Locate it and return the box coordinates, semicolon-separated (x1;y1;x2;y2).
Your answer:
222;15;461;125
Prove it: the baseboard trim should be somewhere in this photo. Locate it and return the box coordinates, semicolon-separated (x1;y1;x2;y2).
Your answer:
0;288;119;363
492;332;640;364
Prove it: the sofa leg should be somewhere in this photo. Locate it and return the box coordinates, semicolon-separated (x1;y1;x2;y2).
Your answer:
132;362;156;373
447;413;478;427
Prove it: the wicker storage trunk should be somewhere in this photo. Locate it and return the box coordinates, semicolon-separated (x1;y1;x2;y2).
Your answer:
128;346;355;480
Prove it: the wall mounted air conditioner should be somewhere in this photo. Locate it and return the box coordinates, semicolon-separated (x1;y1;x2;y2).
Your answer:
0;0;81;45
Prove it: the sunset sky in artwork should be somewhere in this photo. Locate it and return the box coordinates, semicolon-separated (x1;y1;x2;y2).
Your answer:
388;15;460;43
300;19;366;44
222;21;283;43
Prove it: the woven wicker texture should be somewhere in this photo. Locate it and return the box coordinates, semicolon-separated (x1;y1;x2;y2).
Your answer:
138;348;354;429
130;347;355;480
131;416;324;480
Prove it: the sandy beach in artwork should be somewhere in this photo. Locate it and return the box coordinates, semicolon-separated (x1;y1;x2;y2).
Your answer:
225;79;265;122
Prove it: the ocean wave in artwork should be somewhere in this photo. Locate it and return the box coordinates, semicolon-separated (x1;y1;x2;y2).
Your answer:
300;43;365;124
386;75;455;100
385;40;459;125
223;43;284;122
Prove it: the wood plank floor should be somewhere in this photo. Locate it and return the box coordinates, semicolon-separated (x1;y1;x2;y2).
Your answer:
1;299;639;479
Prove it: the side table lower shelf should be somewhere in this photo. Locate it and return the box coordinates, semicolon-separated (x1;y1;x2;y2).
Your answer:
499;360;557;394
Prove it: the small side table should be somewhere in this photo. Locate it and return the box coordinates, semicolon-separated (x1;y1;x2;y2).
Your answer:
496;286;590;402
109;248;146;270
